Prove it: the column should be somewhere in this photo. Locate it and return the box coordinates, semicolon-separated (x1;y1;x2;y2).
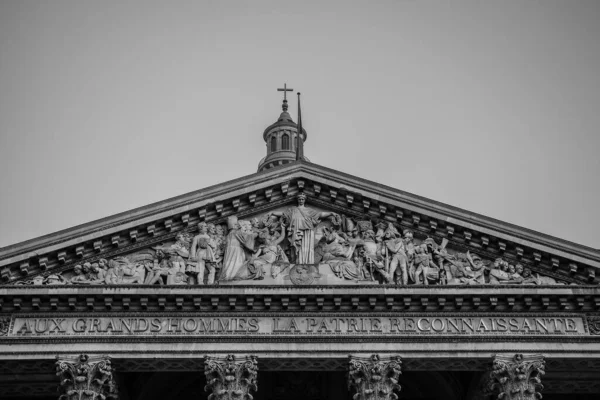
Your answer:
55;354;118;400
204;355;258;400
487;354;545;400
348;355;402;400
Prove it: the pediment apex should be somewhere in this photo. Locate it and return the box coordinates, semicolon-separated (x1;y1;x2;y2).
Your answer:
1;161;599;285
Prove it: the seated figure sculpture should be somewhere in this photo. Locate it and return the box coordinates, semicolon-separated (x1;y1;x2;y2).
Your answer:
521;267;562;285
234;222;289;280
69;265;89;285
105;256;146;284
320;228;363;281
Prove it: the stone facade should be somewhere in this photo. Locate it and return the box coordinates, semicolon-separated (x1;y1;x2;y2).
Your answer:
0;100;599;399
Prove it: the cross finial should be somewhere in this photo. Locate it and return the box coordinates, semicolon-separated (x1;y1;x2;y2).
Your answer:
277;83;294;111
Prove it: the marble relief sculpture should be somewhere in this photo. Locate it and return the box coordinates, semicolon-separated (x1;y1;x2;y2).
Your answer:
380;224;413;285
268;192;341;264
188;222;217;285
234;222;289;280
20;193;567;286
319;226;362;281
220;218;259;281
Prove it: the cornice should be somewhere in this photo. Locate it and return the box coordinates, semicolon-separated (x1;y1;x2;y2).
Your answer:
0;164;300;262
294;163;600;263
0;285;599;313
1;161;599;285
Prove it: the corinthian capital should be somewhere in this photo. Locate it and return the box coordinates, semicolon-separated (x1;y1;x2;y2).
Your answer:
204;355;258;400
348;355;402;400
55;354;118;400
487;354;545;400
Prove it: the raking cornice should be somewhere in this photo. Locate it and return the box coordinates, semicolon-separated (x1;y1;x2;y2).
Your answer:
0;161;598;284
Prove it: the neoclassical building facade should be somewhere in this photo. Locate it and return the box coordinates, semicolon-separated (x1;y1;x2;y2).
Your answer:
0;93;599;400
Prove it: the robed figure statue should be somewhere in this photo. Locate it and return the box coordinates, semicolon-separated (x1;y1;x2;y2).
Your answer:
220;219;257;281
269;193;340;264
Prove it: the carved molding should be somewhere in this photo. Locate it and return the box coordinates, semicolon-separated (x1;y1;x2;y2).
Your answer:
204;355;258;400
487;354;545;400
588;316;600;335
0;289;599;314
0;163;599;290
0;316;9;336
115;358;205;372
55;354;118;400
544;377;600;393
348;354;402;400
0;382;57;398
262;358;346;371
6;191;594;286
6;196;295;284
404;358;489;371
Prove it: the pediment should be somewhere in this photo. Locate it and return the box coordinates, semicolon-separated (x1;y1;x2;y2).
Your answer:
1;161;599;287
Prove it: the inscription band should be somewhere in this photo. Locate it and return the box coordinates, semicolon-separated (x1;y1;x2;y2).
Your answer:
7;315;588;337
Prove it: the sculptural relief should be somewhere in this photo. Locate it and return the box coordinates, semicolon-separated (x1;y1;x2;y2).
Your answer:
319;227;362;281
413;244;441;285
105;256;146;284
56;355;118;400
146;248;188;285
289;264;320;285
188;222;217;284
69;264;89;285
234;223;289;280
19;194;569;287
382;225;413;285
268;192;341;264
220;218;259;281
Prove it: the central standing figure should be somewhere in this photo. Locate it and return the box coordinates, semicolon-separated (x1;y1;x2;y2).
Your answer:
269;193;340;264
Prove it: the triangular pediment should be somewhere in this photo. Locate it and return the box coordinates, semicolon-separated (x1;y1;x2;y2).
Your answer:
1;161;599;286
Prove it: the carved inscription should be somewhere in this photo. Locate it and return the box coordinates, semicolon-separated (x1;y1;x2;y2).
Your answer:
8;315;588;337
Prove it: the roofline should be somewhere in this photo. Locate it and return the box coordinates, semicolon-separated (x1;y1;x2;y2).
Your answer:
0;164;289;259
1;160;599;265
296;162;600;262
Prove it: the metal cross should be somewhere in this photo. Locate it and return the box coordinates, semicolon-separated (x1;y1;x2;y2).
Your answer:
277;83;294;101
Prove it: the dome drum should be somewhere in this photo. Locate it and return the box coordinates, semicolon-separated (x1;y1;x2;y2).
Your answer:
258;110;307;172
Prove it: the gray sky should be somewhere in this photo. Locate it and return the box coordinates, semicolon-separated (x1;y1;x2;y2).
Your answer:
0;1;599;249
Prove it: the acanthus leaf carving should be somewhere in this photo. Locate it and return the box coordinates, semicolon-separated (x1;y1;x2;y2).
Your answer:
204;355;258;400
55;354;118;400
588;316;600;335
487;353;545;400
348;354;402;400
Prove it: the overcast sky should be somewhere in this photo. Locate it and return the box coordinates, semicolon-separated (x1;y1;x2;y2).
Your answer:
0;1;599;250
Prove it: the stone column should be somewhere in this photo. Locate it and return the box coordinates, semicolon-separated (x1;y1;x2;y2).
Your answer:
204;355;258;400
487;354;545;400
55;354;118;400
348;355;402;400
